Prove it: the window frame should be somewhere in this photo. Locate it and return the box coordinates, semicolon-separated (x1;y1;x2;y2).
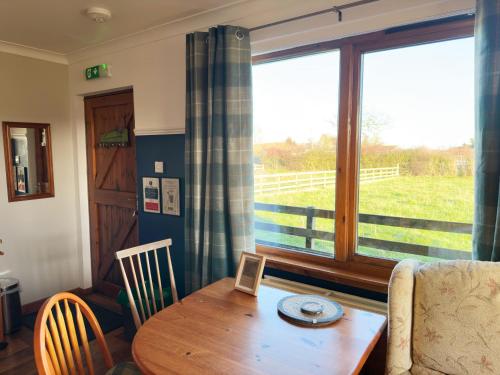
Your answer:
253;16;475;292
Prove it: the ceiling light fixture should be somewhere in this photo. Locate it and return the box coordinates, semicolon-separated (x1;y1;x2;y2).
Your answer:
86;7;112;23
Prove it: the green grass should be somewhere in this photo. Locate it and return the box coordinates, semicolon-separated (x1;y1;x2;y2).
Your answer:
255;176;473;262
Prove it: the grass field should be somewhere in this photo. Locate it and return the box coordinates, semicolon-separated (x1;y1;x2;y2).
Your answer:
255;176;474;262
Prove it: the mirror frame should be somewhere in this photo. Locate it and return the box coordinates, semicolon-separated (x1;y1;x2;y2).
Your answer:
2;121;55;202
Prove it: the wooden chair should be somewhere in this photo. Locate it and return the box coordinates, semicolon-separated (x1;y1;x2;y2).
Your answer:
34;292;139;375
115;239;178;330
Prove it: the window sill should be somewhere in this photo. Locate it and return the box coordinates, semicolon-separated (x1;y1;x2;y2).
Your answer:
257;246;390;294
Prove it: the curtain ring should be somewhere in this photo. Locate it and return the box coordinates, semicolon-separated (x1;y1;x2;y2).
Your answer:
332;7;342;22
235;29;244;41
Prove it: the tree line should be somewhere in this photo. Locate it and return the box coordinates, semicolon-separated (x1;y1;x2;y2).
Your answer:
254;135;473;176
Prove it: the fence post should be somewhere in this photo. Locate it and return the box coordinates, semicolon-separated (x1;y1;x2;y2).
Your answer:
305;206;315;249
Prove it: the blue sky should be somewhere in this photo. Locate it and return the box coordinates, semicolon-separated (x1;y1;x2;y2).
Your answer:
253;37;474;149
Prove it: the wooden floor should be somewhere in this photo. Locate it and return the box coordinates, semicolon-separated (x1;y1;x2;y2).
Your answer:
0;326;132;374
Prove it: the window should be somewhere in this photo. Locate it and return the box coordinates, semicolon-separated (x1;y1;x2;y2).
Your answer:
252;16;475;288
253;51;340;256
357;37;474;262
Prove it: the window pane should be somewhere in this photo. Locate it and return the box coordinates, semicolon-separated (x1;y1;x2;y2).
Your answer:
253;51;340;256
357;37;474;262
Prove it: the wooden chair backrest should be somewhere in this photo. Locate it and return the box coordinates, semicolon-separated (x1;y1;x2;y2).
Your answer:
34;292;114;375
115;239;178;330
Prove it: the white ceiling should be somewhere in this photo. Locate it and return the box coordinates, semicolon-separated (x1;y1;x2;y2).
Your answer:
0;0;238;54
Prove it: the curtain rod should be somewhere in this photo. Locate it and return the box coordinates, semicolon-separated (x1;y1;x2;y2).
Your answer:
249;0;379;32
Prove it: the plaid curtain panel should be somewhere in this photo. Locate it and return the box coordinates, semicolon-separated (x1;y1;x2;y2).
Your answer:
473;0;500;261
184;26;254;294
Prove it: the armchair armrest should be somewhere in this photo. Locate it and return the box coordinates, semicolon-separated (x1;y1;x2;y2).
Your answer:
386;260;420;374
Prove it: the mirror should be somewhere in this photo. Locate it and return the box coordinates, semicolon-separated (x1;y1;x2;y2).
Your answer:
2;122;54;202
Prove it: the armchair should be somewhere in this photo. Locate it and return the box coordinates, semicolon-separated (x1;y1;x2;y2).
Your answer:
386;259;500;374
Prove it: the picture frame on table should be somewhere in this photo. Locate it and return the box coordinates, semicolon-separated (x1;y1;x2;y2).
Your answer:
234;252;266;296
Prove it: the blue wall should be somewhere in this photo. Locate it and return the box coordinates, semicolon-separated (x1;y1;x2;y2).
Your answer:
136;134;186;298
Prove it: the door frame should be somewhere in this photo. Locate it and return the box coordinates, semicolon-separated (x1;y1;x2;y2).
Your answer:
83;88;138;293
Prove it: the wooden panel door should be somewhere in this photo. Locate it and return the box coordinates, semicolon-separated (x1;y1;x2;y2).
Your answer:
85;90;138;296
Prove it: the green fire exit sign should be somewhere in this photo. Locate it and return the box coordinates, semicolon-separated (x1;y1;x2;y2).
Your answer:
85;64;111;80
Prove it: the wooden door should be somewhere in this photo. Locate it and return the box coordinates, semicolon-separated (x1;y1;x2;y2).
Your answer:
85;90;138;296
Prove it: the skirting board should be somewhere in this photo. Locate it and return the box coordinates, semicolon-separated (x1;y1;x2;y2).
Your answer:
21;287;93;315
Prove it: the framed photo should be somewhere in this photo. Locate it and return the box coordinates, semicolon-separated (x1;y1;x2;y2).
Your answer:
234;252;266;296
15;166;27;194
161;178;180;216
142;177;160;213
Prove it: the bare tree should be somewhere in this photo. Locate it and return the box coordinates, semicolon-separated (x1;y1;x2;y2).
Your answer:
361;112;390;145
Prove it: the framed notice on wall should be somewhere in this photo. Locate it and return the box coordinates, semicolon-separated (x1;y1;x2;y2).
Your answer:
142;177;160;213
162;178;180;216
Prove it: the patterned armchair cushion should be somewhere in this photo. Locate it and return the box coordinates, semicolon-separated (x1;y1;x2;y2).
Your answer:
387;260;500;375
412;260;500;374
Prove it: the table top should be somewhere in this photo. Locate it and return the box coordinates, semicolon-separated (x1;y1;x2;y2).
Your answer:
132;278;387;375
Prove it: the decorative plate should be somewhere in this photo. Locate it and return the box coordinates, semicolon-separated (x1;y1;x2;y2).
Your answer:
277;294;344;327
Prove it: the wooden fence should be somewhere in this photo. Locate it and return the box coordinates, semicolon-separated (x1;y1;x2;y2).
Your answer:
255;166;399;194
254;202;472;260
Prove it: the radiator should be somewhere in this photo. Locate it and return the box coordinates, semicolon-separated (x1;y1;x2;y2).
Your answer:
262;275;387;315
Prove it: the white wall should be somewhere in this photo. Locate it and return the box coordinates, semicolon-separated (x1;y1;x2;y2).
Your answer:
66;0;474;289
69;35;186;136
0;52;80;304
251;0;474;54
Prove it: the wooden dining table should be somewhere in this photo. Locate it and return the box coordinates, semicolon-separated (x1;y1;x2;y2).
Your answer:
132;277;387;375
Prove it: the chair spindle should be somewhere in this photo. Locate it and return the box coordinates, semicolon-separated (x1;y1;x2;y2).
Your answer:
136;254;152;318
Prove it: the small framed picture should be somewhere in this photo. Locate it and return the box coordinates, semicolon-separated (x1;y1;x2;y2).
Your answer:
161;178;180;216
142;177;160;213
234;252;266;296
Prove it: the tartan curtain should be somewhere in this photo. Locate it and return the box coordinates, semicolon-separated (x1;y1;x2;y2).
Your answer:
184;26;254;294
473;1;500;261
